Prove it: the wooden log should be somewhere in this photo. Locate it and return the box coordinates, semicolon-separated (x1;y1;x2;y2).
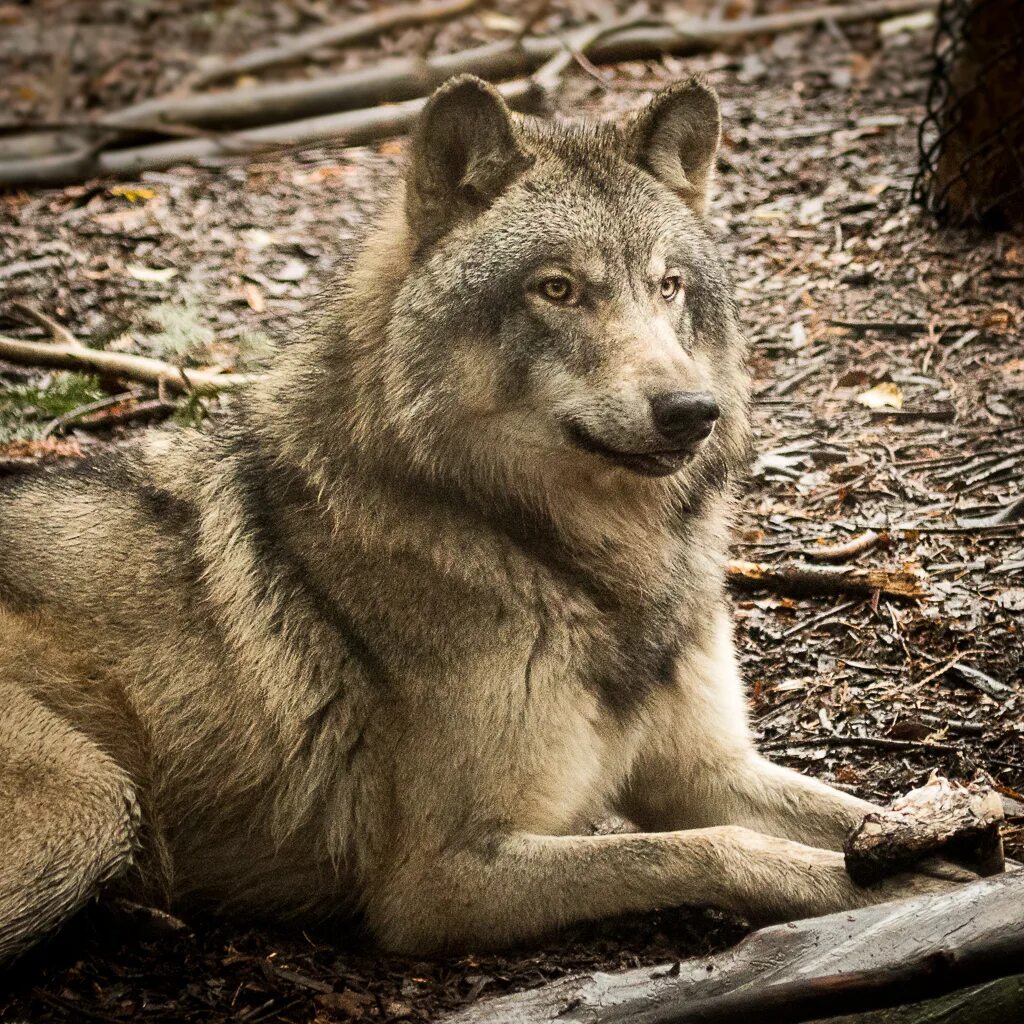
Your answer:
443;872;1024;1024
823;976;1024;1023
845;774;1005;885
726;559;925;599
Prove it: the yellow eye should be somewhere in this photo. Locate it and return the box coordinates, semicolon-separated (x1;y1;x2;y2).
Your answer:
540;277;574;303
660;272;683;301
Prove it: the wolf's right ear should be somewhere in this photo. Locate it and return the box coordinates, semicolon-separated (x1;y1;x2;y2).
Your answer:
625;77;722;217
405;75;533;247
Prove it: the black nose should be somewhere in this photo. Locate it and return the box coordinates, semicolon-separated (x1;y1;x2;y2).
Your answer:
650;391;720;447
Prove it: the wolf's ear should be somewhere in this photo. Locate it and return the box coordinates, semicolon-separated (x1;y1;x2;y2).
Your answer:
406;75;533;246
625;77;721;217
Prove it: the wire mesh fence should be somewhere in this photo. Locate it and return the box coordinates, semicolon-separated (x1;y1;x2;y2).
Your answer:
913;0;1024;228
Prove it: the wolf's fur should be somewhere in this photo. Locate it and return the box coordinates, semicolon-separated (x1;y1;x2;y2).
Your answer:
0;76;964;959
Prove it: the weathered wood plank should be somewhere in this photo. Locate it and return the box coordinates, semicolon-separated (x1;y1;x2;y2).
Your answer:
445;872;1024;1024
822;974;1024;1023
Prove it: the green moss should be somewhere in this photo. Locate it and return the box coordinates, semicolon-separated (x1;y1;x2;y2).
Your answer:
0;373;104;444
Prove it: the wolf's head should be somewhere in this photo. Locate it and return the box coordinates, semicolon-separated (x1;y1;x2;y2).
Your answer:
317;74;749;508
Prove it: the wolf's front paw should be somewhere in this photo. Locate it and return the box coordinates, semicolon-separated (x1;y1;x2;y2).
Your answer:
739;838;975;925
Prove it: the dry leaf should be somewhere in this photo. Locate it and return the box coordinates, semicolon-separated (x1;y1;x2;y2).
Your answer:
479;11;522;32
985;305;1016;333
110;185;156;203
243;282;266;313
856;381;903;410
294;165;351;186
127;263;178;283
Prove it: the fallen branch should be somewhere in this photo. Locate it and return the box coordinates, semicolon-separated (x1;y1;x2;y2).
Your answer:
186;0;479;89
0;313;260;396
117;0;941;131
761;734;962;756
0;80;543;187
444;873;1024;1024
0;0;940;186
726;558;926;599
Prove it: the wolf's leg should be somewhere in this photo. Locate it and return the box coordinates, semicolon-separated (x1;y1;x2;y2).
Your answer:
618;609;881;851
0;684;138;960
370;823;959;953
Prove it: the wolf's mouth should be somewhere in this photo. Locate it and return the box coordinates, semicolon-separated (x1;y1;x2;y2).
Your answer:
564;422;695;478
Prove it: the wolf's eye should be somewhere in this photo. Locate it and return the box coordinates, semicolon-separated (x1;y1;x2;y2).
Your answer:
539;277;575;304
660;272;683;302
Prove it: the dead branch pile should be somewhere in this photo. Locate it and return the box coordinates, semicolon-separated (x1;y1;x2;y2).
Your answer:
0;0;939;187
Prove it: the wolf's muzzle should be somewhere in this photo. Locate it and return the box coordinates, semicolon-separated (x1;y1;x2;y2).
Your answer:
650;391;720;449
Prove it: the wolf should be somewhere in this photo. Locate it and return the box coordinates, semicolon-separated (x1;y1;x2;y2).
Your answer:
0;74;968;960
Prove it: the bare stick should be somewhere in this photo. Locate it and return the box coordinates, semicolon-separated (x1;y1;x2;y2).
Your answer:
185;0;479;89
9;301;81;348
531;16;664;96
0;80;542;187
806;529;882;563
0;333;260;395
726;558;926;599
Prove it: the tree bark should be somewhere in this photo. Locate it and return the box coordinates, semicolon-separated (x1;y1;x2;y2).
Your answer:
726;559;925;599
845;774;1005;885
442;872;1024;1024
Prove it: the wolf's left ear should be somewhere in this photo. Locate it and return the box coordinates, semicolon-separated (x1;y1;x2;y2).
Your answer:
406;75;533;247
625;77;721;217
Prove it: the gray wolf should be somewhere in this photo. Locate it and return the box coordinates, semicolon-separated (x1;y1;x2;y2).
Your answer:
0;74;967;959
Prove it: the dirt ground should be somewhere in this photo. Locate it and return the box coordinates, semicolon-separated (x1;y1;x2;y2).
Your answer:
1;1;1022;1021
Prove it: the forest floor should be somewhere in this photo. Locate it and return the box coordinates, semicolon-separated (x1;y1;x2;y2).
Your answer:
1;1;1022;1021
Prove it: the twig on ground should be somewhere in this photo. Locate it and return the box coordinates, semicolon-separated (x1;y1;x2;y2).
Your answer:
0;256;62;281
778;598;861;640
75;397;178;431
727;559;926;599
531;15;664;96
0;315;260;396
9;301;81;347
762;734;962;755
806;529;882;563
945;663;1013;701
42;390;137;437
957;494;1024;528
892;520;1024;535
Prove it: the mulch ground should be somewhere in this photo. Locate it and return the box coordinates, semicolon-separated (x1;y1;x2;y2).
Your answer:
1;1;1022;1021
